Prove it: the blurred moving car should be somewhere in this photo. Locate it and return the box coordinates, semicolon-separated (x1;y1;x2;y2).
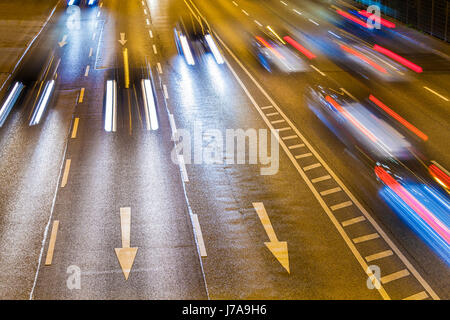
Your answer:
173;13;223;65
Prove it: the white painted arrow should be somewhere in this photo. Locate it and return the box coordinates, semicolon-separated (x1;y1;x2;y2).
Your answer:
118;33;127;46
114;207;138;280
58;35;68;47
253;202;290;273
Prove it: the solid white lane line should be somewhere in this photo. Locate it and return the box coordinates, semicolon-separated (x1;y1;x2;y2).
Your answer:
97;11;100;18
295;152;313;159
163;84;169;99
330;201;352;211
178;155;189;182
341;216;365;227
310;64;326;76
61;159;71;188
352;233;379;244
403;291;428;300
308;18;319;26
254;20;263;27
71;118;80;139
157;62;162;74
320;187;342;196
192;214;207;257
84;65;90;77
381;269;410;284
282;135;297;140
153;44;157;54
424;86;449;101
288;144;305;149
44;220;59;265
303;163;321;171
311;175;331;183
365;250;393;262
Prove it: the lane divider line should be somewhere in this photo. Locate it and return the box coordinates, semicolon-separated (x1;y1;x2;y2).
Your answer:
192;214;207;257
78;88;85;103
424;86;449;101
84;65;90;77
71;118;80;139
61;159;71;188
44;220;59;266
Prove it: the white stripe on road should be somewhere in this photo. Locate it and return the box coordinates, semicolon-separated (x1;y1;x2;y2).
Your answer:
365;250;393;262
303;163;321;171
149;30;153;38
310;65;326;76
320;187;342;196
308;18;319;26
242;9;249;16
254;20;263;27
381;269;410;284
295;152;313;159
403;291;428;300
424;86;449;101
178;155;189;182
352;233;379;244
288;144;305;149
330;201;352;211
84;65;90;77
153;44;158;54
89;48;93;57
163;84;169;99
341;216;365;227
157;62;163;74
192;214;207;257
311;175;331;183
282;135;297;140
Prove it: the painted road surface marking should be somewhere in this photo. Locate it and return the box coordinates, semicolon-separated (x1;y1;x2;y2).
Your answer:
45;220;59;265
352;233;379;244
61;159;71;188
365;250;393;262
71;118;80;139
192;214;207;257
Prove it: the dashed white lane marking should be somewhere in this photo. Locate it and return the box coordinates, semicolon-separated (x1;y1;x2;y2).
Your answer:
352;233;379;244
341;216;365;227
163;84;169;99
254;20;263;27
192;214;207;257
146;18;150;25
100;2;103;7
144;9;147;15
88;48;93;57
271;119;286;124
280;1;288;5
308;18;319;26
232;1;238;6
381;269;410;284
330;201;352;211
149;30;153;38
365;250;393;262
61;159;71;188
44;220;59;265
71;118;80;139
311;175;331;183
153;44;157;54
295;152;313;159
97;11;100;18
92;33;96;40
141;0;144;5
320;187;342;196
168;113;177;138
84;65;90;77
157;62;163;74
424;86;449;101
281;135;297;140
266;112;279;116
242;9;249;16
293;9;302;15
403;291;428;300
277;127;291;132
310;64;326;76
178;155;189;182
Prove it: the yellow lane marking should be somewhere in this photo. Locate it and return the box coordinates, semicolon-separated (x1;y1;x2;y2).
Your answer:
61;159;71;188
45;220;59;265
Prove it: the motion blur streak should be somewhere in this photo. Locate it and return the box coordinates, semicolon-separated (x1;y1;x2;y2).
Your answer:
340;44;387;73
325;95;378;142
104;80;117;132
373;45;423;73
30;80;55;126
255;36;284;60
358;10;396;28
429;164;450;192
375;167;450;245
0;82;24;127
266;26;286;44
205;34;224;64
336;9;369;29
180;35;195;65
283;36;316;59
369;95;429;141
141;79;159;130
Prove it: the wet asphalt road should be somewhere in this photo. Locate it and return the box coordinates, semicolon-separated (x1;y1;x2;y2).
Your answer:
0;0;448;299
